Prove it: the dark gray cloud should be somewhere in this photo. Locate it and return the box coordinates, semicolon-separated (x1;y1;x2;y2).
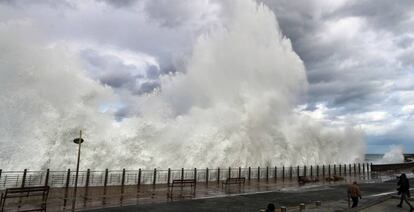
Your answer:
261;0;414;152
97;0;138;8
143;0;218;28
144;0;192;27
335;0;414;34
80;48;160;95
0;0;75;7
262;0;414;108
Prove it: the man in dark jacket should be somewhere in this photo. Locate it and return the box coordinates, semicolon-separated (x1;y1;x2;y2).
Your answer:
397;173;414;211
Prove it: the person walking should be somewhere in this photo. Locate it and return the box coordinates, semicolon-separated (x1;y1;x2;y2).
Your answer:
265;203;275;212
396;173;414;211
347;181;362;208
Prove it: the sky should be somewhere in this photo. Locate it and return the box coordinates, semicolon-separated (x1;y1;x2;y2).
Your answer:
1;0;414;155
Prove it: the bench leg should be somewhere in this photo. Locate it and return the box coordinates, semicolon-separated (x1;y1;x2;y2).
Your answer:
0;193;3;212
42;202;47;212
0;197;3;212
170;186;174;199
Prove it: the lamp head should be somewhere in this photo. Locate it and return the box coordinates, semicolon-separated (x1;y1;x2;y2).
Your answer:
73;138;84;144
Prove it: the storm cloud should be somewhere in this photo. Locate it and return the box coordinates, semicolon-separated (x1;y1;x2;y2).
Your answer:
261;0;414;152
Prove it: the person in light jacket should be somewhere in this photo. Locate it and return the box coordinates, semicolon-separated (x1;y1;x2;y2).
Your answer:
347;181;362;208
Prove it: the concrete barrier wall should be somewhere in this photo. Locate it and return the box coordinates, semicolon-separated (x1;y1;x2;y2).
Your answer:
371;162;414;172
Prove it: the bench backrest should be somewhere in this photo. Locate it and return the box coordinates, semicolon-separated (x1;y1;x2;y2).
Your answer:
226;177;245;182
3;186;48;198
172;179;195;184
6;186;49;194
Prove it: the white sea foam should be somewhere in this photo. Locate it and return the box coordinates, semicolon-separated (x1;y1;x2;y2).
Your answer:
374;145;405;164
0;1;364;170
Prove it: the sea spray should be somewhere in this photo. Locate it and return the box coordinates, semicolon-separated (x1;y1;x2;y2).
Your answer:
0;0;364;170
374;145;405;164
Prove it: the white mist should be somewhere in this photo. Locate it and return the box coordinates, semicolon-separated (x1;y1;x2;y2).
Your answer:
0;1;365;170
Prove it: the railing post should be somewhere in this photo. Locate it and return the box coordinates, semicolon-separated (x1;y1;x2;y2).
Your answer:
238;167;241;178
353;163;356;175
85;169;90;188
45;169;50;186
346;164;348;175
339;164;342;176
266;167;269;181
21;169;27;188
217;168;220;184
297;166;299;178
362;163;365;174
122;168;126;193
322;165;325;177
194;168;197;190
344;164;346;175
104;169;108;200
120;169;126;204
333;164;336;176
248;167;251;182
228;167;231;178
84;169;90;200
344;163;351;176
310;165;313;177
63;169;71;208
152;168;156;187
194;168;197;183
167;168;171;186
274;166;277;181
304;165;307;177
349;164;351;175
257;167;261;182
358;163;361;174
282;166;285;181
137;169;141;189
289;166;293;180
206;168;209;185
316;165;319;177
328;164;331;177
181;168;184;181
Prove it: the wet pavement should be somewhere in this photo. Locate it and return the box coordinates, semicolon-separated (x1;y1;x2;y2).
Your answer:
1;171;408;211
83;179;407;212
361;196;414;212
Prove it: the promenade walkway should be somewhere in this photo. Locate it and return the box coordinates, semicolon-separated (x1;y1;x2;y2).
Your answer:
361;197;414;212
82;178;413;212
1;169;407;211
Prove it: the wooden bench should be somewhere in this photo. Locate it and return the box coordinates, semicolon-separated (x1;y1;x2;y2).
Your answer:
298;176;319;184
168;179;196;198
222;177;245;188
325;175;344;182
0;186;49;212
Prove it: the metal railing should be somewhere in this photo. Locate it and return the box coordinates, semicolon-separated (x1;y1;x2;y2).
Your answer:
0;163;372;190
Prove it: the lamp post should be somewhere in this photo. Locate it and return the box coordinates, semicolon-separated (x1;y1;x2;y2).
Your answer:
72;130;84;211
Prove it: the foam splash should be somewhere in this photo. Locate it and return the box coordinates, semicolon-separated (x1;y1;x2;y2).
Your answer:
374;145;404;164
0;1;364;170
